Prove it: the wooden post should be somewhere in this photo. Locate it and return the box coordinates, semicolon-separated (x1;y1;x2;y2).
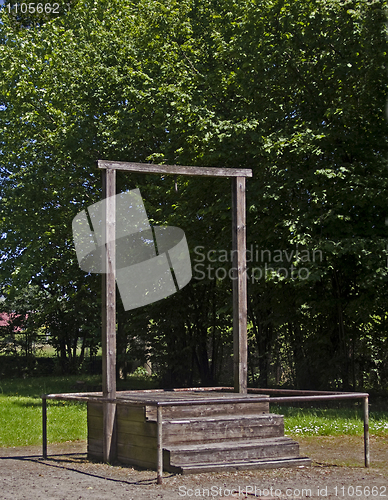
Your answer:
97;160;251;396
364;396;370;467
157;405;163;484
42;396;47;458
102;168;117;463
232;177;248;394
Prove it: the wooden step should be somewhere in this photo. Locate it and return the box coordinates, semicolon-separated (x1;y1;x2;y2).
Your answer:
145;400;269;420
87;395;311;473
114;412;284;446
160;413;284;445
166;436;301;467
174;456;312;474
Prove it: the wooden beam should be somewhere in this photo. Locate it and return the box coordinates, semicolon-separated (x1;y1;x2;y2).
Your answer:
98;160;252;178
97;160;251;401
102;168;117;463
232;177;248;394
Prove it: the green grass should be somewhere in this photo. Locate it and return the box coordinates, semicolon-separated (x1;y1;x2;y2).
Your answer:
0;397;87;446
0;374;159;447
1;377;388;447
272;405;388;437
0;375;98;447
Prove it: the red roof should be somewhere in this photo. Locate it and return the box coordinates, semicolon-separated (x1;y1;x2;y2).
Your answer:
0;313;27;331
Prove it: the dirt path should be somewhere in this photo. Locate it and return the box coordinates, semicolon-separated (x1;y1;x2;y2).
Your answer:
0;436;387;499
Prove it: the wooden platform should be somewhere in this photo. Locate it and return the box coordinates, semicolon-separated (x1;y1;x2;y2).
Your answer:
87;389;311;473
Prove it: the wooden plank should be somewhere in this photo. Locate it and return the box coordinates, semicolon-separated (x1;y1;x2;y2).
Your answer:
88;402;103;418
88;419;102;435
117;405;146;423
116;413;282;445
88;423;105;441
98;160;252;178
117;419;157;438
101;168;117;463
116;442;157;464
88;437;103;458
168;437;299;466
166;436;295;452
178;457;312;474
88;413;102;428
87;403;103;457
146;402;269;420
88;451;104;461
161;415;284;445
88;439;103;452
88;414;103;428
117;432;156;449
132;390;269;400
116;454;159;470
232;176;248;394
87;403;103;442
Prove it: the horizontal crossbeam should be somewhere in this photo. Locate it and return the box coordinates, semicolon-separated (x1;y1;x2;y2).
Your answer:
98;160;252;178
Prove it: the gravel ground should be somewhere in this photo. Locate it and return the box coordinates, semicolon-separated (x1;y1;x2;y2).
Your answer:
0;436;387;499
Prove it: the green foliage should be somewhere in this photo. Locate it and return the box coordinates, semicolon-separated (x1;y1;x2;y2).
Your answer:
1;0;76;30
0;0;387;387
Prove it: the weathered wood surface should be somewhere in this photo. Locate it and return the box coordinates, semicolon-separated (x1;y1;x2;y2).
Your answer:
88;395;310;473
161;414;284;444
117;432;157;449
101;168;117;463
88;418;103;440
116;453;158;470
117;437;303;472
87;404;102;437
117;419;157;439
87;403;103;460
116;441;157;465
97;158;252;414
232;176;248;394
167;437;300;466
115;404;146;423
91;410;281;444
146;401;269;420
86;393;308;472
88;437;104;460
115;414;282;445
98;160;252;178
116;390;269;401
88;402;103;417
178;457;312;474
116;390;270;418
116;449;175;471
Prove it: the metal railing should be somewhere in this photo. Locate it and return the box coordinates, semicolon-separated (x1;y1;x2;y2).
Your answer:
41;388;370;485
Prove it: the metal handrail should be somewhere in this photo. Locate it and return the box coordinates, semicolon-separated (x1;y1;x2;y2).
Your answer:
41;389;370;485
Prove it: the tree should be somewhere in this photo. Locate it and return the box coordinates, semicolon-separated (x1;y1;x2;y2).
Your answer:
1;0;387;388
